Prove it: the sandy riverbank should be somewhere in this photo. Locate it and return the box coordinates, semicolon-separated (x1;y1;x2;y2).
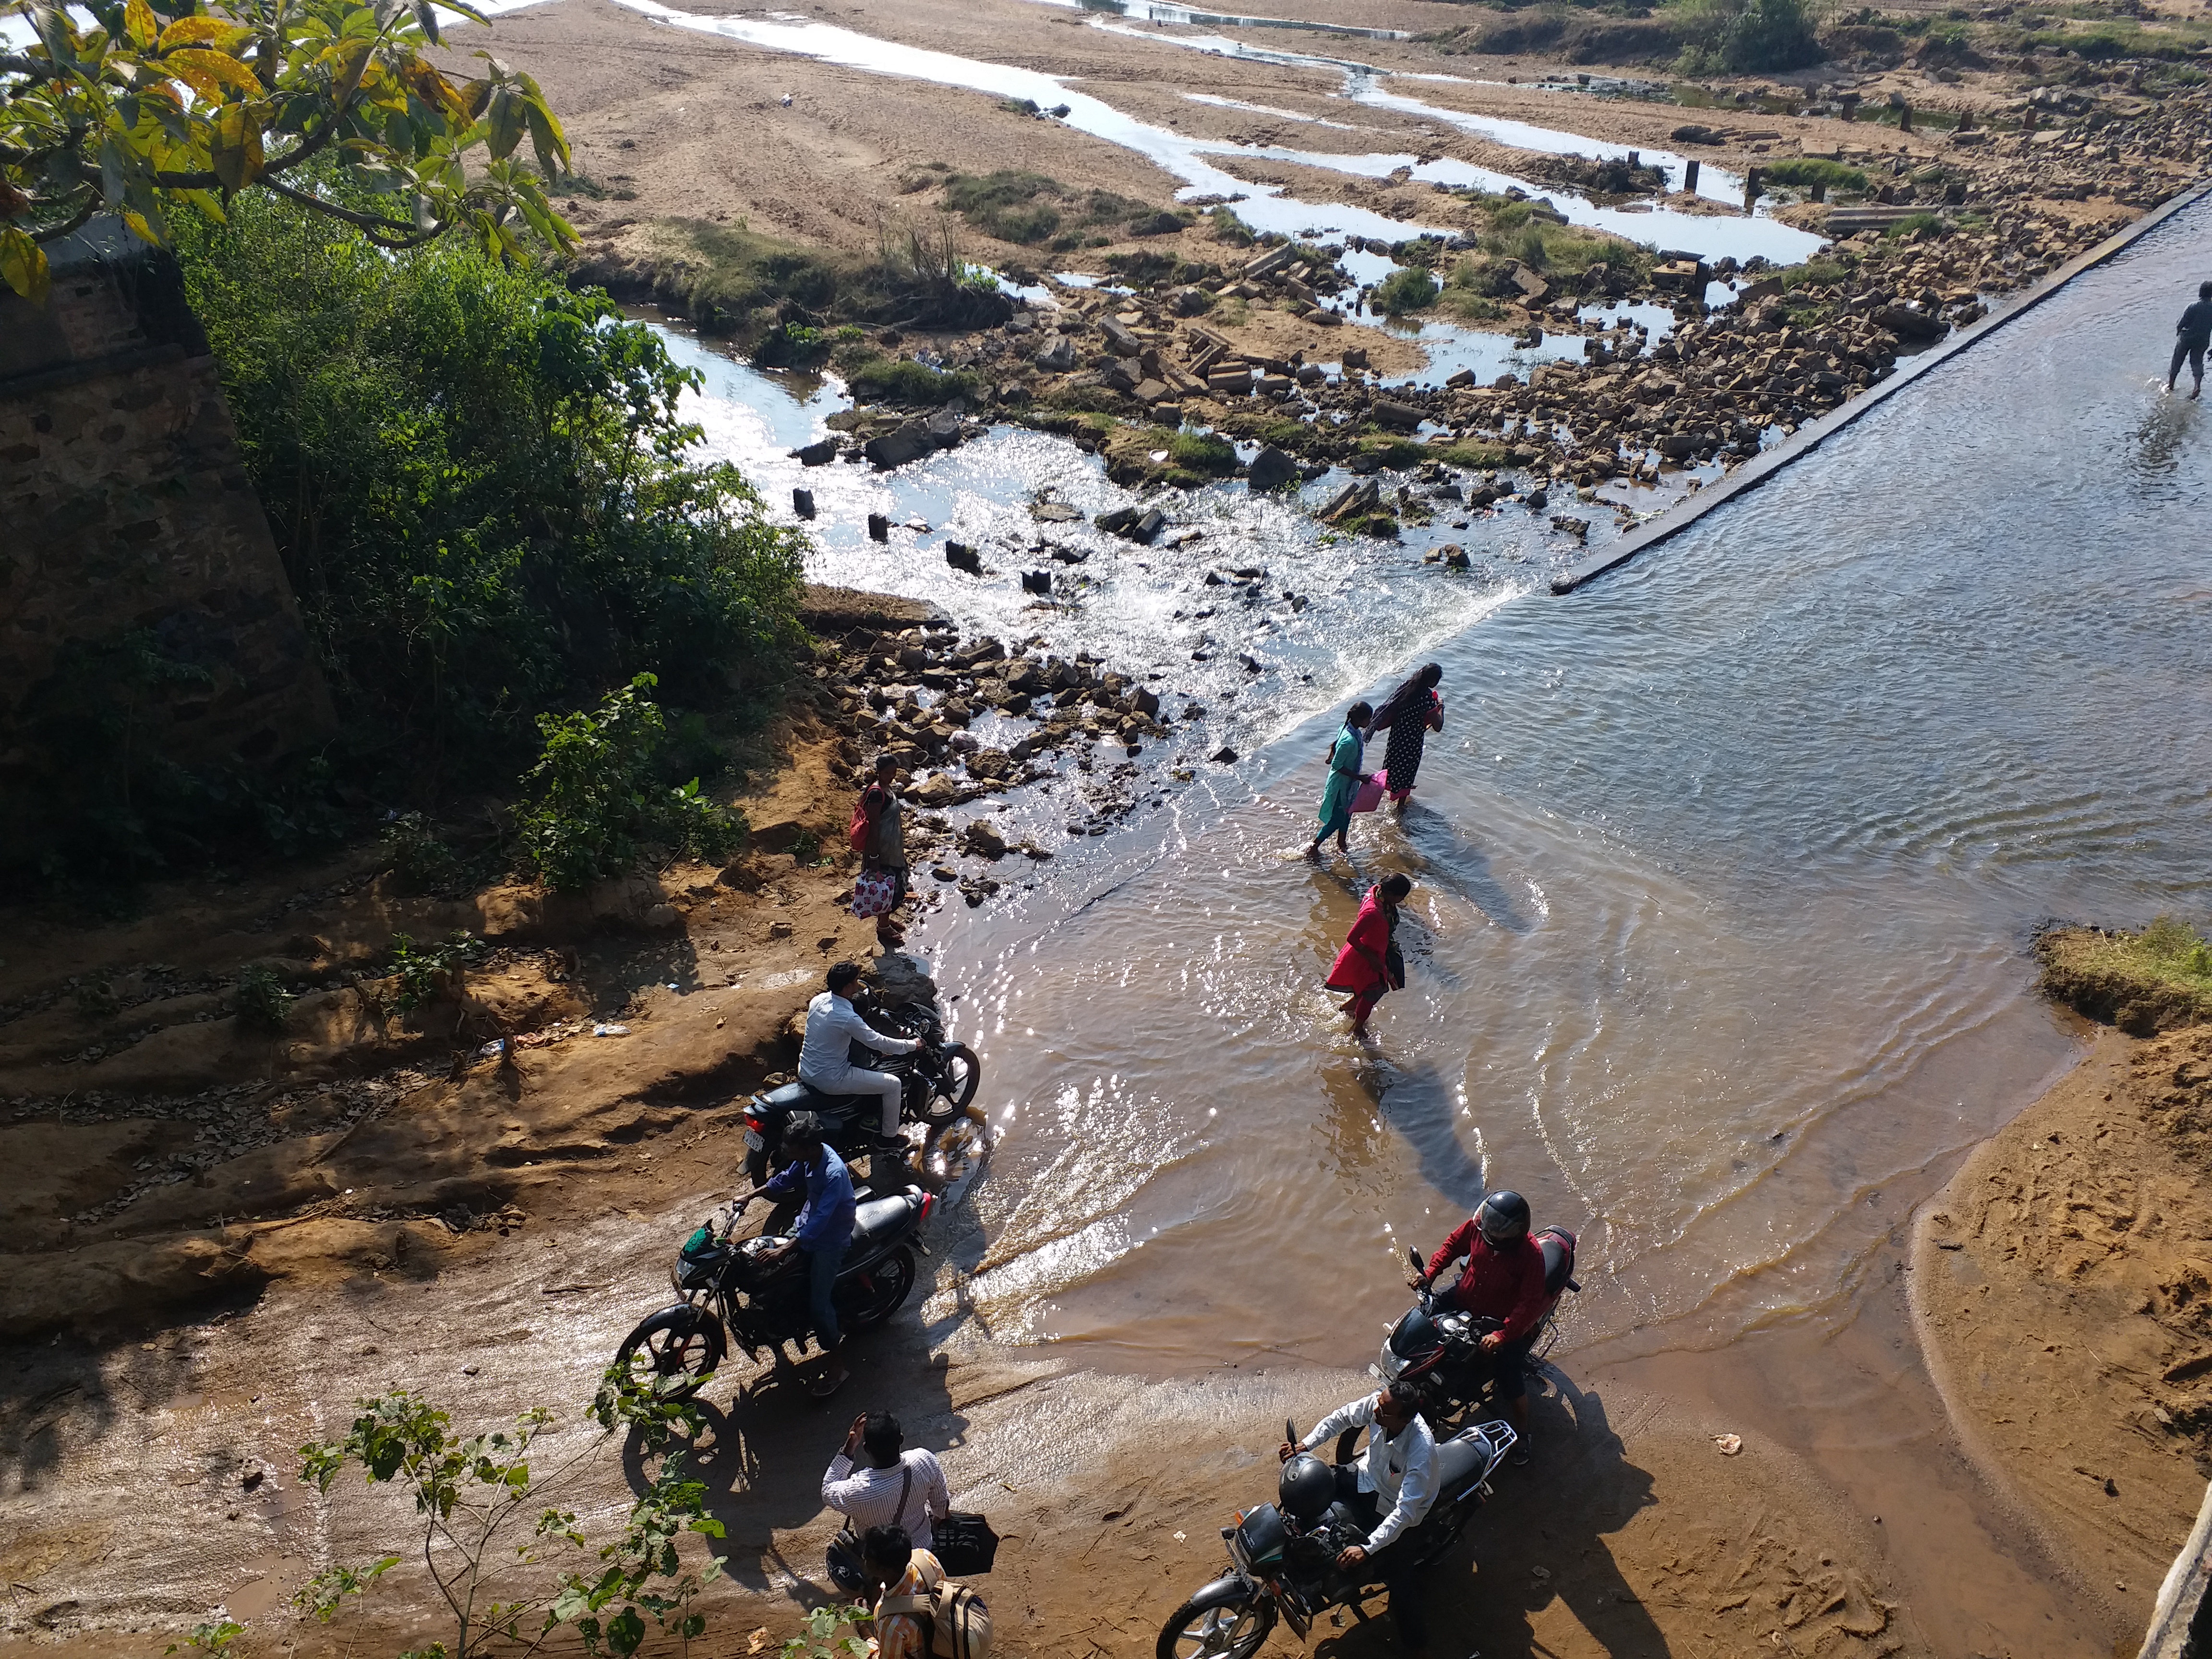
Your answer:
1913;1020;2212;1635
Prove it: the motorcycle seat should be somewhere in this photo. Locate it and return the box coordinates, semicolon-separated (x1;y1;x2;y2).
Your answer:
850;1194;915;1247
1431;1428;1494;1491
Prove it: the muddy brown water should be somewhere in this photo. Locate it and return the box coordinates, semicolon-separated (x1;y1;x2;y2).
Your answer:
885;198;2211;1651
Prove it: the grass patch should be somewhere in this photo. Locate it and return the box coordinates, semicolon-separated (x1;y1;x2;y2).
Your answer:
941;172;1183;246
1885;211;1947;241
1207;205;1257;246
844;355;984;405
1436;278;1511;323
1373;266;1442;315
1357;435;1430;468
1166;429;1238;474
2041;918;2212;1035
1434;441;1509;469
1763;157;1870;193
1780;258;1851;289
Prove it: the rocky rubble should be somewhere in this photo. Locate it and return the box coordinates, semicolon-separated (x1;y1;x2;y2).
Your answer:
803;620;1188;906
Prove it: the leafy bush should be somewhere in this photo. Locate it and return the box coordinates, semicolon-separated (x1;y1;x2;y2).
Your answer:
945;171;1067;243
233;964;295;1032
1764;157;1870;193
382;812;465;895
296;1382;725;1659
175;193;807;793
1208;205;1257;246
1671;0;1823;72
387;931;486;1013
1374;266;1442;315
1781;258;1852;289
517;675;746;890
843;355;985;405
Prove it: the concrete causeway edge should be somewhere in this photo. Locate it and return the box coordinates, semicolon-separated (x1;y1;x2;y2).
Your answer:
1549;176;2212;596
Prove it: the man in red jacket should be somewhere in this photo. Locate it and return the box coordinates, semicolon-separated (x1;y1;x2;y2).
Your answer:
1407;1190;1549;1460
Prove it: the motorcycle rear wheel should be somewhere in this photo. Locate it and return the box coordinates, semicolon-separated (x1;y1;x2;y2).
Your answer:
840;1247;917;1330
1155;1595;1275;1659
613;1306;728;1399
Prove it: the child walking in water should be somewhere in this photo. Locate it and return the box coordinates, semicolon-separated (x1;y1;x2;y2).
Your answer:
1326;873;1412;1037
1307;702;1373;859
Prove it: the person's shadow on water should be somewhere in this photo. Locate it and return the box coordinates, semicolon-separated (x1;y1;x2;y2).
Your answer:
1311;1368;1670;1659
1391;804;1534;940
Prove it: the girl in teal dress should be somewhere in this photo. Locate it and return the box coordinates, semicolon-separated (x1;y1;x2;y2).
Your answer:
1307;700;1373;858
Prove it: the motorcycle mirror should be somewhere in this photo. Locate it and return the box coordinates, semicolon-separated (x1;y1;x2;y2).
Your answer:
1406;1246;1423;1274
1284;1417;1297;1448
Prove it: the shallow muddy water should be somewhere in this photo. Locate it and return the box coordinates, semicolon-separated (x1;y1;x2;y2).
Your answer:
887;199;2212;1378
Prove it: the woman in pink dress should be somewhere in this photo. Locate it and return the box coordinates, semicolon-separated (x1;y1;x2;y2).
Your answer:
1325;873;1411;1037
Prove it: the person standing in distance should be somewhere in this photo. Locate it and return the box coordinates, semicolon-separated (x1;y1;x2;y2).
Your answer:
1307;701;1373;860
1325;873;1411;1038
1365;663;1444;816
2169;279;2212;400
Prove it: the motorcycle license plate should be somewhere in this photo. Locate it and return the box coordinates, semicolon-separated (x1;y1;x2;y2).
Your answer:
744;1130;764;1150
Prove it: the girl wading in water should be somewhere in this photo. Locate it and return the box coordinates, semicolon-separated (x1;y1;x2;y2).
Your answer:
1308;701;1373;860
1365;663;1444;815
1327;872;1411;1038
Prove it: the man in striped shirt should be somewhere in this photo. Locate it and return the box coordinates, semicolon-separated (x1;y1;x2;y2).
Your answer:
823;1411;950;1550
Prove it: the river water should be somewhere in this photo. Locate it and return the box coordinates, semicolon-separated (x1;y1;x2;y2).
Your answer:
850;198;2207;1380
625;0;2212;1377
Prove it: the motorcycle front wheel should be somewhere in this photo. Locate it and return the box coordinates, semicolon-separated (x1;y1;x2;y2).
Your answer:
921;1043;981;1123
1156;1594;1275;1659
613;1305;729;1399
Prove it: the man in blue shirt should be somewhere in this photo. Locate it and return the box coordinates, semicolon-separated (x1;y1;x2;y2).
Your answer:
739;1113;857;1397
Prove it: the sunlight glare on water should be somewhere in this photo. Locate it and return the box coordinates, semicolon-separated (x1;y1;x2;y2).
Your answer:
920;199;2212;1372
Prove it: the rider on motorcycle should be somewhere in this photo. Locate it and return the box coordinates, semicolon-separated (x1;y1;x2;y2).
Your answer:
738;1113;855;1398
800;962;923;1149
1277;1379;1439;1659
1408;1189;1547;1459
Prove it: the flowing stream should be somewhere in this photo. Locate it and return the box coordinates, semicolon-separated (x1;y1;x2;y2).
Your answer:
627;5;2212;1381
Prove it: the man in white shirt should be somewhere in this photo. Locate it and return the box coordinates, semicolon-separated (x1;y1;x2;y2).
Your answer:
800;962;922;1141
1280;1381;1439;1658
824;1411;951;1549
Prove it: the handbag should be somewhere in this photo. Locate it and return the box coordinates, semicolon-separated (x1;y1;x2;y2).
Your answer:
1349;773;1385;815
930;1511;1001;1576
852;867;899;919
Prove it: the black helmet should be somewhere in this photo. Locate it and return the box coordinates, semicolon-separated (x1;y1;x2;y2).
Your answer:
1278;1452;1335;1522
1477;1190;1530;1246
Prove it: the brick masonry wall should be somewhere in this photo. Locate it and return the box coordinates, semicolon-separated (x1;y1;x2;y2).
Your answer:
0;222;335;860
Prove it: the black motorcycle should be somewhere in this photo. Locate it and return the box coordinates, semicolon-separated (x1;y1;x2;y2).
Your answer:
1156;1414;1516;1659
1375;1227;1579;1428
612;1188;935;1395
744;997;983;1197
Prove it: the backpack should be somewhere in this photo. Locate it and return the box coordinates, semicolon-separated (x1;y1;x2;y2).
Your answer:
848;790;875;856
878;1580;991;1659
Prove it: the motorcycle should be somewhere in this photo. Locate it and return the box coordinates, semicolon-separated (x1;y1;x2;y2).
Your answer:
612;1187;936;1396
744;996;984;1201
1156;1414;1516;1659
1375;1227;1580;1429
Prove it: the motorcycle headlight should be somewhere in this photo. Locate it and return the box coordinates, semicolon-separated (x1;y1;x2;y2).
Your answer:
1378;1347;1407;1379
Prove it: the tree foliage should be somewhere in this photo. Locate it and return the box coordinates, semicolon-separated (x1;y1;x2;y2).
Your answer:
174;189;807;784
297;1382;727;1659
0;0;575;302
517;674;747;890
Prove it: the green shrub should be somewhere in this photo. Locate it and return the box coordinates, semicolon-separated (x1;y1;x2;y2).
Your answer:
944;172;1066;243
1781;258;1851;289
1764;157;1870;193
1208;205;1257;246
387;931;484;1013
844;356;985;405
233;963;295;1031
1671;0;1822;71
174;193;807;794
1435;440;1509;469
1373;266;1442;315
516;675;746;890
1885;211;1946;240
381;813;465;895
